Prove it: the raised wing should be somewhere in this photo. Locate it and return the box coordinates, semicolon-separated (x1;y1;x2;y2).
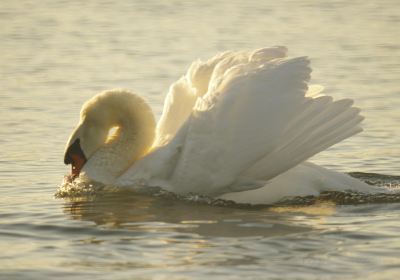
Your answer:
117;47;291;189
154;46;287;146
154;51;232;146
154;76;198;146
118;47;363;197
167;54;363;195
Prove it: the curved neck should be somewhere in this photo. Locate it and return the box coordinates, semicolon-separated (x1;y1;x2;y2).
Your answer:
81;90;156;184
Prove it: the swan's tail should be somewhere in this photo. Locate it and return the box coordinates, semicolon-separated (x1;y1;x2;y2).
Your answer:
244;93;364;180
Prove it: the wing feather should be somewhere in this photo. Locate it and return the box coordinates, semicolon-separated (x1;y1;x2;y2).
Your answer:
169;55;314;195
154;52;234;146
155;46;288;146
130;47;364;197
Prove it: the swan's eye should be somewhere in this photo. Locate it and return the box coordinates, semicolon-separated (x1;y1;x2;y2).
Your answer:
105;126;120;144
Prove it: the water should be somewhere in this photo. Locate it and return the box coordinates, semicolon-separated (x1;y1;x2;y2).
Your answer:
1;0;400;279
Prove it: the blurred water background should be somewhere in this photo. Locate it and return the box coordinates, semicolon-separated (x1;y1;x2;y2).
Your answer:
0;0;399;279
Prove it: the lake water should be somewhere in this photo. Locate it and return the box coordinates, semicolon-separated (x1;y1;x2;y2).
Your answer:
1;0;400;279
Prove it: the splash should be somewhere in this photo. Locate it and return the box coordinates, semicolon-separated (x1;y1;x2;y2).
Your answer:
56;173;400;207
349;172;400;189
56;176;115;199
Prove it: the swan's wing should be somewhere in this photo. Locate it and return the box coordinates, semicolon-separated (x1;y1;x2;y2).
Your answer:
242;98;363;181
154;76;198;146
154;46;288;146
154;52;232;146
117;47;291;189
167;55;363;195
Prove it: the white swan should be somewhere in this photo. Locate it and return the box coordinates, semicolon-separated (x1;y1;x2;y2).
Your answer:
64;46;380;205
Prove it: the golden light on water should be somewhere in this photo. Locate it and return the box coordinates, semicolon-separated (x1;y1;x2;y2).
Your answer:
271;201;337;216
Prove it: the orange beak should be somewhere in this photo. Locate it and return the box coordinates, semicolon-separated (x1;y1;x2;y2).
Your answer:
64;139;87;179
70;153;86;178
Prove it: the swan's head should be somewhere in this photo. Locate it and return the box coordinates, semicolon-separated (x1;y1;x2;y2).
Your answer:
64;90;156;180
64;97;113;179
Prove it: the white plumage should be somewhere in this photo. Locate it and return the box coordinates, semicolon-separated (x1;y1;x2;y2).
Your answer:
64;47;380;204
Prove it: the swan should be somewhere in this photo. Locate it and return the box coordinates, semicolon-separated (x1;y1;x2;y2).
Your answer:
64;46;380;205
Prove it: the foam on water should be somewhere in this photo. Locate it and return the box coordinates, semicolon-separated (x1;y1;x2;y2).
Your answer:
56;172;400;208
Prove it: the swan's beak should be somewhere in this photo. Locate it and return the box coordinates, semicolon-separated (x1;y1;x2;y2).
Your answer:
64;138;87;179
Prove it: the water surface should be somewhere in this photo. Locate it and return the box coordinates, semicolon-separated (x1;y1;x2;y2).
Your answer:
1;0;400;279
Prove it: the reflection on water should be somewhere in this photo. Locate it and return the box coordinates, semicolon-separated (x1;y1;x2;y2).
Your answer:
58;170;400;239
62;188;313;238
55;181;400;278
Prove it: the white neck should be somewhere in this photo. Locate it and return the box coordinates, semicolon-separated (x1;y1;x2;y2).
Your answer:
81;90;156;184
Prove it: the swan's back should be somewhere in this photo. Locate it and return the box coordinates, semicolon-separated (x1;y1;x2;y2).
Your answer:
119;47;365;199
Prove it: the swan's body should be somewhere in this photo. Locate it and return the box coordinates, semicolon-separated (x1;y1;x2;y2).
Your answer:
64;47;379;205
